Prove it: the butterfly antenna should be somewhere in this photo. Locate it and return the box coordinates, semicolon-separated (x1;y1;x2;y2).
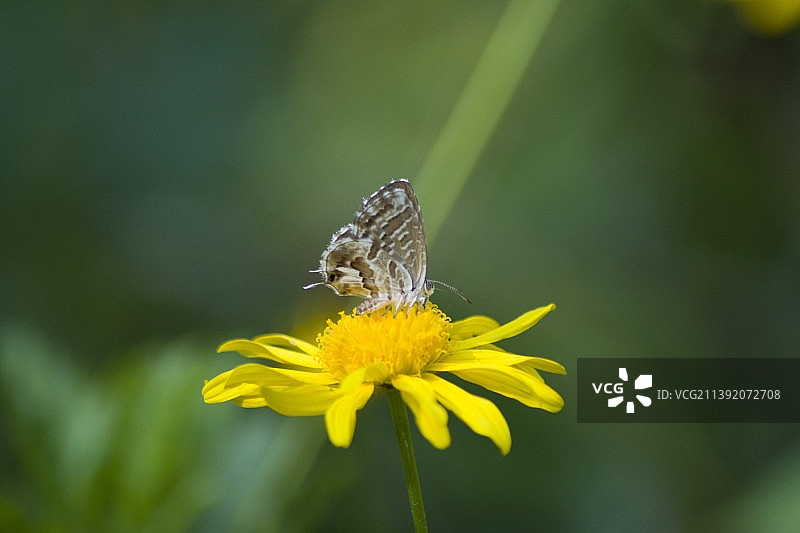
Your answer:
429;279;471;305
303;269;326;290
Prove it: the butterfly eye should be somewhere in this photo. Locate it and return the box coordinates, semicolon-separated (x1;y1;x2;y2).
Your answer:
328;273;337;283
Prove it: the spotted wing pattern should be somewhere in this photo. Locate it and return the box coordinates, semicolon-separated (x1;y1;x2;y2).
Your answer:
304;179;433;314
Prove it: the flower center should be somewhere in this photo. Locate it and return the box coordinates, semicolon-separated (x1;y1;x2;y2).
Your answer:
315;304;452;381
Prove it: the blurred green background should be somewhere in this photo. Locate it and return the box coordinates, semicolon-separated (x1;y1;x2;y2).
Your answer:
2;1;800;531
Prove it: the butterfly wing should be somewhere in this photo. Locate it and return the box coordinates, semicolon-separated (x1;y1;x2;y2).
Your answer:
350;179;428;291
308;179;429;314
319;227;413;300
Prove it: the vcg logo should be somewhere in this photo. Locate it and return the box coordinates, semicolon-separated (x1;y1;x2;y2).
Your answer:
592;367;653;414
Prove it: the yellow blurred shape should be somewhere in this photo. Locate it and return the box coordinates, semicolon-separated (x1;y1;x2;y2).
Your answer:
735;0;800;35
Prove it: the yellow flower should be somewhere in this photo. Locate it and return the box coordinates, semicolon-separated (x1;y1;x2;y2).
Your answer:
203;304;565;455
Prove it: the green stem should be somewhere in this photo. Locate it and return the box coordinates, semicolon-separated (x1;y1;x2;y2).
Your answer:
387;389;428;533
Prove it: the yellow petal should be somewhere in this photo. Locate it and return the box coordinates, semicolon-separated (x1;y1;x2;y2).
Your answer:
426;349;532;371
217;339;270;357
202;364;297;404
232;394;269;408
450;304;555;351
451;366;564;412
449;315;501;341
339;362;392;392
515;357;567;376
266;366;339;386
252;333;319;355
392;374;450;449
325;383;374;448
202;369;260;403
513;363;544;383
260;384;343;416
423;374;511;455
218;339;321;368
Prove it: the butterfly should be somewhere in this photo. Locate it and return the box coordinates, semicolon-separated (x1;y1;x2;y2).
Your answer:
304;179;465;315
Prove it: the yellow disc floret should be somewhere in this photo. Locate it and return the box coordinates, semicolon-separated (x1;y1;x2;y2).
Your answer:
315;304;452;381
